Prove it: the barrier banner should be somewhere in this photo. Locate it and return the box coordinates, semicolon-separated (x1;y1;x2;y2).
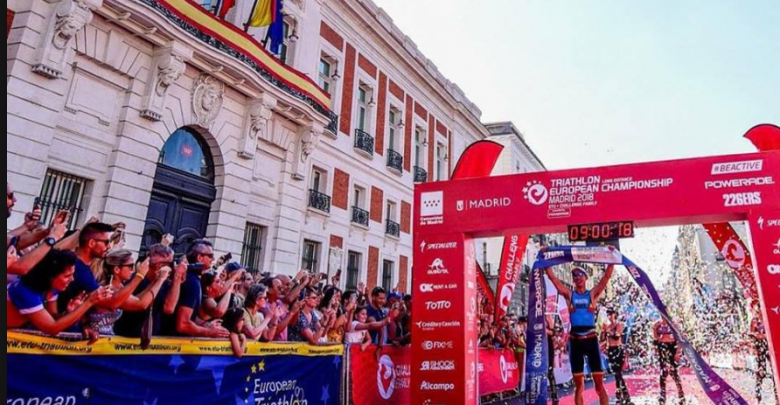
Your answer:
528;246;750;405
7;332;343;405
351;345;411;405
479;349;522;396
351;346;521;405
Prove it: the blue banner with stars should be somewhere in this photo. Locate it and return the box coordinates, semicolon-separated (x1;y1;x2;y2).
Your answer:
7;333;343;405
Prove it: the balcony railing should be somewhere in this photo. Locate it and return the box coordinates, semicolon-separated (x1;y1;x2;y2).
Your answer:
326;114;338;136
351;206;370;227
308;189;331;214
386;219;401;238
354;129;375;157
414;166;428;183
387;149;403;172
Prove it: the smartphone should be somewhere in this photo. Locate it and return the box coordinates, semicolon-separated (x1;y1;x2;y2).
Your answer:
334;269;342;279
33;197;42;212
298;289;306;302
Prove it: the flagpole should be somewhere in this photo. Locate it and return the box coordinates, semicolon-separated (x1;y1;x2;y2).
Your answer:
244;0;261;32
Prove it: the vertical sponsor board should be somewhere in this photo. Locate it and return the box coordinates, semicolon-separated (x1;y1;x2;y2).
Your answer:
748;210;780;390
412;233;475;405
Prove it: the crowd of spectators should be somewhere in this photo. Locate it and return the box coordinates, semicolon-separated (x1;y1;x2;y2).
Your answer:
8;182;417;356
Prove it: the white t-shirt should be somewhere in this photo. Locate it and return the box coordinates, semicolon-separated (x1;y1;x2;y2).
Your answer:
345;321;367;344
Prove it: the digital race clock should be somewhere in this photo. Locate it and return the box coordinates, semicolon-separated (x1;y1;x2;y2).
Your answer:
568;221;635;243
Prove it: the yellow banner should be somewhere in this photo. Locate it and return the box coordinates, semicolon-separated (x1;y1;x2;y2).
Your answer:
7;331;344;357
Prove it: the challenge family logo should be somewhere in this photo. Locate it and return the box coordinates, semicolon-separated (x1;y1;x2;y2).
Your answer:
768;264;780;276
721;239;747;268
377;355;396;400
523;181;549;206
499;284;514;313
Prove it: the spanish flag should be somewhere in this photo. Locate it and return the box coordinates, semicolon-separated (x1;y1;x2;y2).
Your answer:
248;0;278;28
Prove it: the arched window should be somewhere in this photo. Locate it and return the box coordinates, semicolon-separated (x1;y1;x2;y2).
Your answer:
159;128;214;180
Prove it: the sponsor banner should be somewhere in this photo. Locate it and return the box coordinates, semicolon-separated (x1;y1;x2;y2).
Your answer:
702;223;759;304
479;349;522;396
412;233;474;405
6;331;343;357
7;332;342;405
495;234;530;324
748;210;780;390
524;265;549;405
351;347;521;405
531;247;750;405
351;345;411;405
415;151;780;235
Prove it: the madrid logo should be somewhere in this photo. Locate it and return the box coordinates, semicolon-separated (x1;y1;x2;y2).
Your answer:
523;181;549;206
377;355;397;400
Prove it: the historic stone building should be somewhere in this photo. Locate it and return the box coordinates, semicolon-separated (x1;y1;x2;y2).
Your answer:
7;0;544;293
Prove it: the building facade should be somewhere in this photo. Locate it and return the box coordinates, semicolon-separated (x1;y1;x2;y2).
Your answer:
7;0;543;294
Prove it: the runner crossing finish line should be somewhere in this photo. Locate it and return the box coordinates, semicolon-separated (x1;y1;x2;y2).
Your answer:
524;245;750;405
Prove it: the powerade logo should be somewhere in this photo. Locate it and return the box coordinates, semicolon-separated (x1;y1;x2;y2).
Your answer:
704;177;775;189
420;382;455;392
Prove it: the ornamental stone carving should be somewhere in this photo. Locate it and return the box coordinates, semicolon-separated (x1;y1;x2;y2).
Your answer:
32;0;103;79
292;124;324;181
141;42;192;121
238;95;276;159
192;75;225;130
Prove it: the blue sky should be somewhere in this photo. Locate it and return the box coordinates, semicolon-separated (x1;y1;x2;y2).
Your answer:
372;0;779;170
372;0;779;284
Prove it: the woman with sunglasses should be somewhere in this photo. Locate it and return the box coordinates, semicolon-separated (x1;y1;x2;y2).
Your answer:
84;249;167;336
242;284;281;342
546;263;616;405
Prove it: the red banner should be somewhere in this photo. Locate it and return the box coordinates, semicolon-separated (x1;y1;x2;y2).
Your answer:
351;347;521;405
702;223;759;303
478;349;523;396
350;345;411;405
495;234;530;324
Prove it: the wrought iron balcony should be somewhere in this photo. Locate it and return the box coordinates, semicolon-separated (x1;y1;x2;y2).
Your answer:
386;219;401;238
326;114;338;136
354;129;375;157
414;166;428;183
387;149;403;172
351;206;370;227
308;190;331;213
